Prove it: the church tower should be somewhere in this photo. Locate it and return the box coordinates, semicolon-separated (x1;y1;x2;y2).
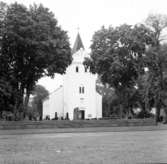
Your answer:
63;33;102;120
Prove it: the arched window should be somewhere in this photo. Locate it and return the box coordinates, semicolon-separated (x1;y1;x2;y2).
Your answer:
79;86;82;93
76;66;79;72
79;85;85;94
82;87;84;93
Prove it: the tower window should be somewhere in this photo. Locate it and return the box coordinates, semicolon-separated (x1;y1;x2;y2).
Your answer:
76;66;79;72
79;86;85;94
82;87;84;93
79;87;82;93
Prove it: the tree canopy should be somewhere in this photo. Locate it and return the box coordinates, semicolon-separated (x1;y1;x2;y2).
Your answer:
85;24;153;118
0;2;72;115
144;14;167;121
86;14;167;121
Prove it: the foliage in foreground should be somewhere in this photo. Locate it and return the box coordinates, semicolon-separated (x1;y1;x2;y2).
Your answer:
85;13;167;121
0;2;72;117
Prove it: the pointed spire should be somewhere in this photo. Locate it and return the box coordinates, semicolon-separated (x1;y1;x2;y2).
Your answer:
72;33;84;54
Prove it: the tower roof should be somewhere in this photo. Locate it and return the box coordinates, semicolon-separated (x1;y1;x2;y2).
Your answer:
72;33;84;54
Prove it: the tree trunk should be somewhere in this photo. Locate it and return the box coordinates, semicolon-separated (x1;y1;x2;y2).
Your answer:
38;100;43;120
155;107;160;122
155;99;161;123
13;83;25;120
108;102;110;117
24;90;30;112
115;89;124;119
119;104;123;119
163;107;167;123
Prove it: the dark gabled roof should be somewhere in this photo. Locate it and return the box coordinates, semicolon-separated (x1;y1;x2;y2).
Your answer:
72;33;84;54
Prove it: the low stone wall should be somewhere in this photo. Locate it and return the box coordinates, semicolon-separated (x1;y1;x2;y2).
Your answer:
0;118;156;130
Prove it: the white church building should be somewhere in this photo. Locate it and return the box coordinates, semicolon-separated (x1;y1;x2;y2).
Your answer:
43;33;102;120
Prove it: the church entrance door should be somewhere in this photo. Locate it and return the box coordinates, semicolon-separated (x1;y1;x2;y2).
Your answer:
80;110;85;120
73;108;85;120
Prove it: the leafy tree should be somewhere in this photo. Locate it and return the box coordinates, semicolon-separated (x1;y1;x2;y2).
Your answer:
96;78;116;117
145;14;167;47
85;24;152;118
0;2;14;115
144;14;167;122
0;2;72;114
31;85;49;120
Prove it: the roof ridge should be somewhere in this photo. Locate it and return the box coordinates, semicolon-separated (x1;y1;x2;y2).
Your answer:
43;85;63;101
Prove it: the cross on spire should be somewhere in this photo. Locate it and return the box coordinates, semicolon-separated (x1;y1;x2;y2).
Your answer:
77;26;80;32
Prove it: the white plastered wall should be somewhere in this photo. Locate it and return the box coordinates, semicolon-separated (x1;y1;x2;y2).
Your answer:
43;86;64;119
63;49;102;120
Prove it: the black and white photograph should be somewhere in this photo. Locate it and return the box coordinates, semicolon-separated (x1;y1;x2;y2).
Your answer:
0;0;167;163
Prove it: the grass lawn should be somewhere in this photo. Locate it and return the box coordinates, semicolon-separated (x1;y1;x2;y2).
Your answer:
0;129;167;164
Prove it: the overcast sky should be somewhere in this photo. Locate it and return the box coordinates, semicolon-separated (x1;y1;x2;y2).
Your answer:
5;0;167;92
